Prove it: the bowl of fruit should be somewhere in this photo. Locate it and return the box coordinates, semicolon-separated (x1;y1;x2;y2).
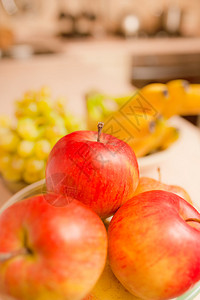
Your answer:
0;124;200;300
0;87;83;193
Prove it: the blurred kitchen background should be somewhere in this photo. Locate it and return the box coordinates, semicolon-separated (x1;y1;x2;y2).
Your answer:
1;0;200;41
0;0;200;205
1;0;200;121
1;0;200;77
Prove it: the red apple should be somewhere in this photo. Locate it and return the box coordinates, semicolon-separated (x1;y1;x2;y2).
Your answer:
134;176;192;205
46;124;139;218
108;190;200;300
0;194;107;300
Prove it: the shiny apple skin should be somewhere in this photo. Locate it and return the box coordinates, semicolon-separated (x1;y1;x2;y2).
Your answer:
0;194;107;300
46;131;139;219
134;177;192;204
108;190;200;300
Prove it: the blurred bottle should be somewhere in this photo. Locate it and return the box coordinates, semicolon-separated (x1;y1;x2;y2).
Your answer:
162;5;183;36
57;0;106;38
119;13;140;38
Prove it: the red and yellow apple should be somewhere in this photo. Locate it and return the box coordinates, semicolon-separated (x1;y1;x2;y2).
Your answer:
134;176;192;204
108;190;200;300
46;126;139;218
0;194;107;300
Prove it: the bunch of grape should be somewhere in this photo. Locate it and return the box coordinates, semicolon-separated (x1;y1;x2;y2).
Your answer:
0;87;81;185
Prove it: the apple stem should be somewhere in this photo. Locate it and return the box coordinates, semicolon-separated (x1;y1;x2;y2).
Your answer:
0;248;29;263
97;122;104;142
157;167;161;182
185;218;200;224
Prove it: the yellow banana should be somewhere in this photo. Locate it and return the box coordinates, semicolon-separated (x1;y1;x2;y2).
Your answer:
159;126;180;151
165;79;189;118
103;111;159;145
129;117;168;157
84;260;141;300
138;80;200;118
179;83;200;115
140;83;169;115
86;80;200;132
85;85;183;157
86;90;161;136
164;80;200;117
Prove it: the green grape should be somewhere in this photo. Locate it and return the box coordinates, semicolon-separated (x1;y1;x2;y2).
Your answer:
0;131;20;152
26;103;38;117
25;158;45;173
64;115;82;131
17;140;35;158
50;137;61;148
0;127;10;139
2;168;22;182
45;124;67;140
15;89;39;118
0;87;83;186
17;118;39;140
15;101;38;118
37;100;52;116
34;139;51;160
35;116;47;126
15;94;36;118
11;155;25;172
0;153;12;172
86;92;105;111
23;170;42;184
54;97;66;116
47;112;65;127
0;116;12;128
86;91;118;121
37;126;45;139
88;106;103;120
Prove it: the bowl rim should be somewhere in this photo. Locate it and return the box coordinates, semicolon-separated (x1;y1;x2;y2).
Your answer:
0;178;45;215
